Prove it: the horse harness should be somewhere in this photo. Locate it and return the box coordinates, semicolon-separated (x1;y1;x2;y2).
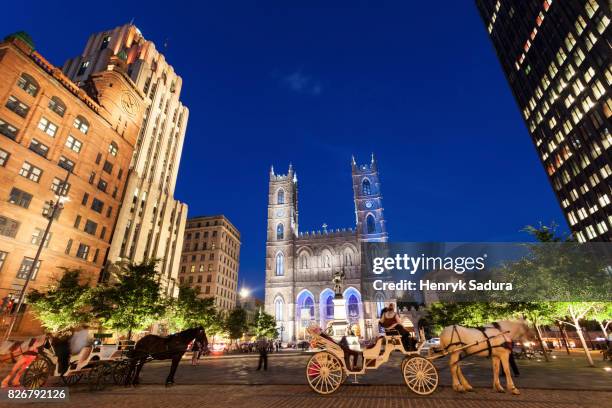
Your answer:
445;323;511;360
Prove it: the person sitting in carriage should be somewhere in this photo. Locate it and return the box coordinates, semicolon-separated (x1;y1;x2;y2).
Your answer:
379;304;416;351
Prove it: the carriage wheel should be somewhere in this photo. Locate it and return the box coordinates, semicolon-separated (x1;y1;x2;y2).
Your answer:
402;356;438;396
306;352;344;395
88;362;111;391
113;360;131;385
22;356;51;389
61;373;83;386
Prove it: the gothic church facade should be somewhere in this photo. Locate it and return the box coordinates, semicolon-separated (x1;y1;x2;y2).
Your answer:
264;156;388;342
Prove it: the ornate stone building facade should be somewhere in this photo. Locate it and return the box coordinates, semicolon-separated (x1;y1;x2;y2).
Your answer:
63;24;188;297
264;156;389;343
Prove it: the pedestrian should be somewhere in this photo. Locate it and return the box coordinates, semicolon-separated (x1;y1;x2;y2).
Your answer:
256;337;268;371
275;340;280;352
191;339;201;366
379;304;413;351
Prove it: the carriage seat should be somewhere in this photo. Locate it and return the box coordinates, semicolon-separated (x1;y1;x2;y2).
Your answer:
362;336;385;360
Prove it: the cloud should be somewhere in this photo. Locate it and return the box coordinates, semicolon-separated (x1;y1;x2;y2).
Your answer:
282;70;323;96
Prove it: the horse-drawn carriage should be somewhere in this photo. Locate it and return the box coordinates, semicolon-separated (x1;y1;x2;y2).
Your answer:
305;326;439;395
19;338;133;390
306;319;529;396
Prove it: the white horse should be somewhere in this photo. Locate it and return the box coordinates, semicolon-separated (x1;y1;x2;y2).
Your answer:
0;335;47;387
439;320;529;395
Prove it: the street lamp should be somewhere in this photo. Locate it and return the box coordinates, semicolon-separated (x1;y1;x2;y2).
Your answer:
239;288;250;299
3;171;71;341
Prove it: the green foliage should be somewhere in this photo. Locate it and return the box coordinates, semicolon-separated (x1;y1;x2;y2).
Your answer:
27;268;93;333
224;307;248;340
92;260;165;338
253;310;278;339
426;302;508;332
165;286;216;332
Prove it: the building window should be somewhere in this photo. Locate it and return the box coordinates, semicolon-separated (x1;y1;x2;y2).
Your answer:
100;35;111;50
108;142;118;156
103;161;113;174
19;162;42;183
0;148;9;166
274;297;284;321
65;239;72;254
76;61;90;76
50;178;70;195
65;135;83;153
58;156;75;172
16;73;39;97
0;215;20;238
97;179;107;192
276;223;284;240
37;117;58;137
0;251;6;271
362;179;371;195
74;215;81;228
5;95;29;117
48;96;66;117
29;138;49;158
91;198;104;213
366;214;376;234
277;189;285;204
76;243;89;260
17;257;41;280
84;219;97;235
31;228;51;247
8;188;32;208
275;252;284;276
81;192;89;206
0;118;19;140
190;265;195;273
73;115;89;134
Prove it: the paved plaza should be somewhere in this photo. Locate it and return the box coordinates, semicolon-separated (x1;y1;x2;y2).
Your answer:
1;351;610;407
13;384;612;408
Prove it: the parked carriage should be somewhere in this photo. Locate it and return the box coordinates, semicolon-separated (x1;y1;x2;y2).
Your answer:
305;326;439;395
21;337;133;390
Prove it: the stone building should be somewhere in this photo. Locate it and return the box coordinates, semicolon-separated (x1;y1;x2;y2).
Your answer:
0;33;144;334
63;24;189;297
264;156;390;343
178;215;240;313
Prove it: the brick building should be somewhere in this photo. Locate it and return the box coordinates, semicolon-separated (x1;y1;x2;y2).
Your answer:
179;215;240;313
0;33;145;335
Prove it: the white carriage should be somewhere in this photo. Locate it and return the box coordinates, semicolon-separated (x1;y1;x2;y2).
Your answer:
305;326;439;395
22;338;133;390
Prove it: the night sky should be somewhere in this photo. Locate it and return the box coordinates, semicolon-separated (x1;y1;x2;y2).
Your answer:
8;1;568;298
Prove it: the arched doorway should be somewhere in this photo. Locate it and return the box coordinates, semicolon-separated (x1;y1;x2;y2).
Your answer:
296;290;315;340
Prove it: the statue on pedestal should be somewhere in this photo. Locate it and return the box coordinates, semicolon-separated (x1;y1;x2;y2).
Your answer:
332;268;345;299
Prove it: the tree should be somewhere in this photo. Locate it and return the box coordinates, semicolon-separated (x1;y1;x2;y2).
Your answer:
253;310;278;339
165;286;216;332
503;302;558;362
224;308;248;345
426;302;508;333
206;317;225;345
92;260;165;339
553;302;600;366
591;302;612;338
27;268;93;334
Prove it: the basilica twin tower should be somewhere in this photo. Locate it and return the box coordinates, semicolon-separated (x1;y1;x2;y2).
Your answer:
264;155;388;342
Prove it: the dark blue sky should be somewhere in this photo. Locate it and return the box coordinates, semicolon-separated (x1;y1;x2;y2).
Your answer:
9;1;568;298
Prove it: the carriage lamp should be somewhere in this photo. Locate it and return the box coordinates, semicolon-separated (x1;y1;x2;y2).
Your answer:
604;367;611;372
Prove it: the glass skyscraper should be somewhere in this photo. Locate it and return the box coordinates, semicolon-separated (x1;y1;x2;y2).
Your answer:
476;0;611;241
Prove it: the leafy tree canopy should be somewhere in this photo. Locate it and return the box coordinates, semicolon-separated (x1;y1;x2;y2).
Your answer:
27;268;93;334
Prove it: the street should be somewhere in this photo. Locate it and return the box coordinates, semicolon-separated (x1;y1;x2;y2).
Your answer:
5;351;609;408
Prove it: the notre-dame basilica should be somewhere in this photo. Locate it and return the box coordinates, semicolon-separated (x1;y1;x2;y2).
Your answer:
264;155;389;343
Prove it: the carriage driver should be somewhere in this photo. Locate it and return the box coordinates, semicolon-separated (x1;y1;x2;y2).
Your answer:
379;304;415;351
